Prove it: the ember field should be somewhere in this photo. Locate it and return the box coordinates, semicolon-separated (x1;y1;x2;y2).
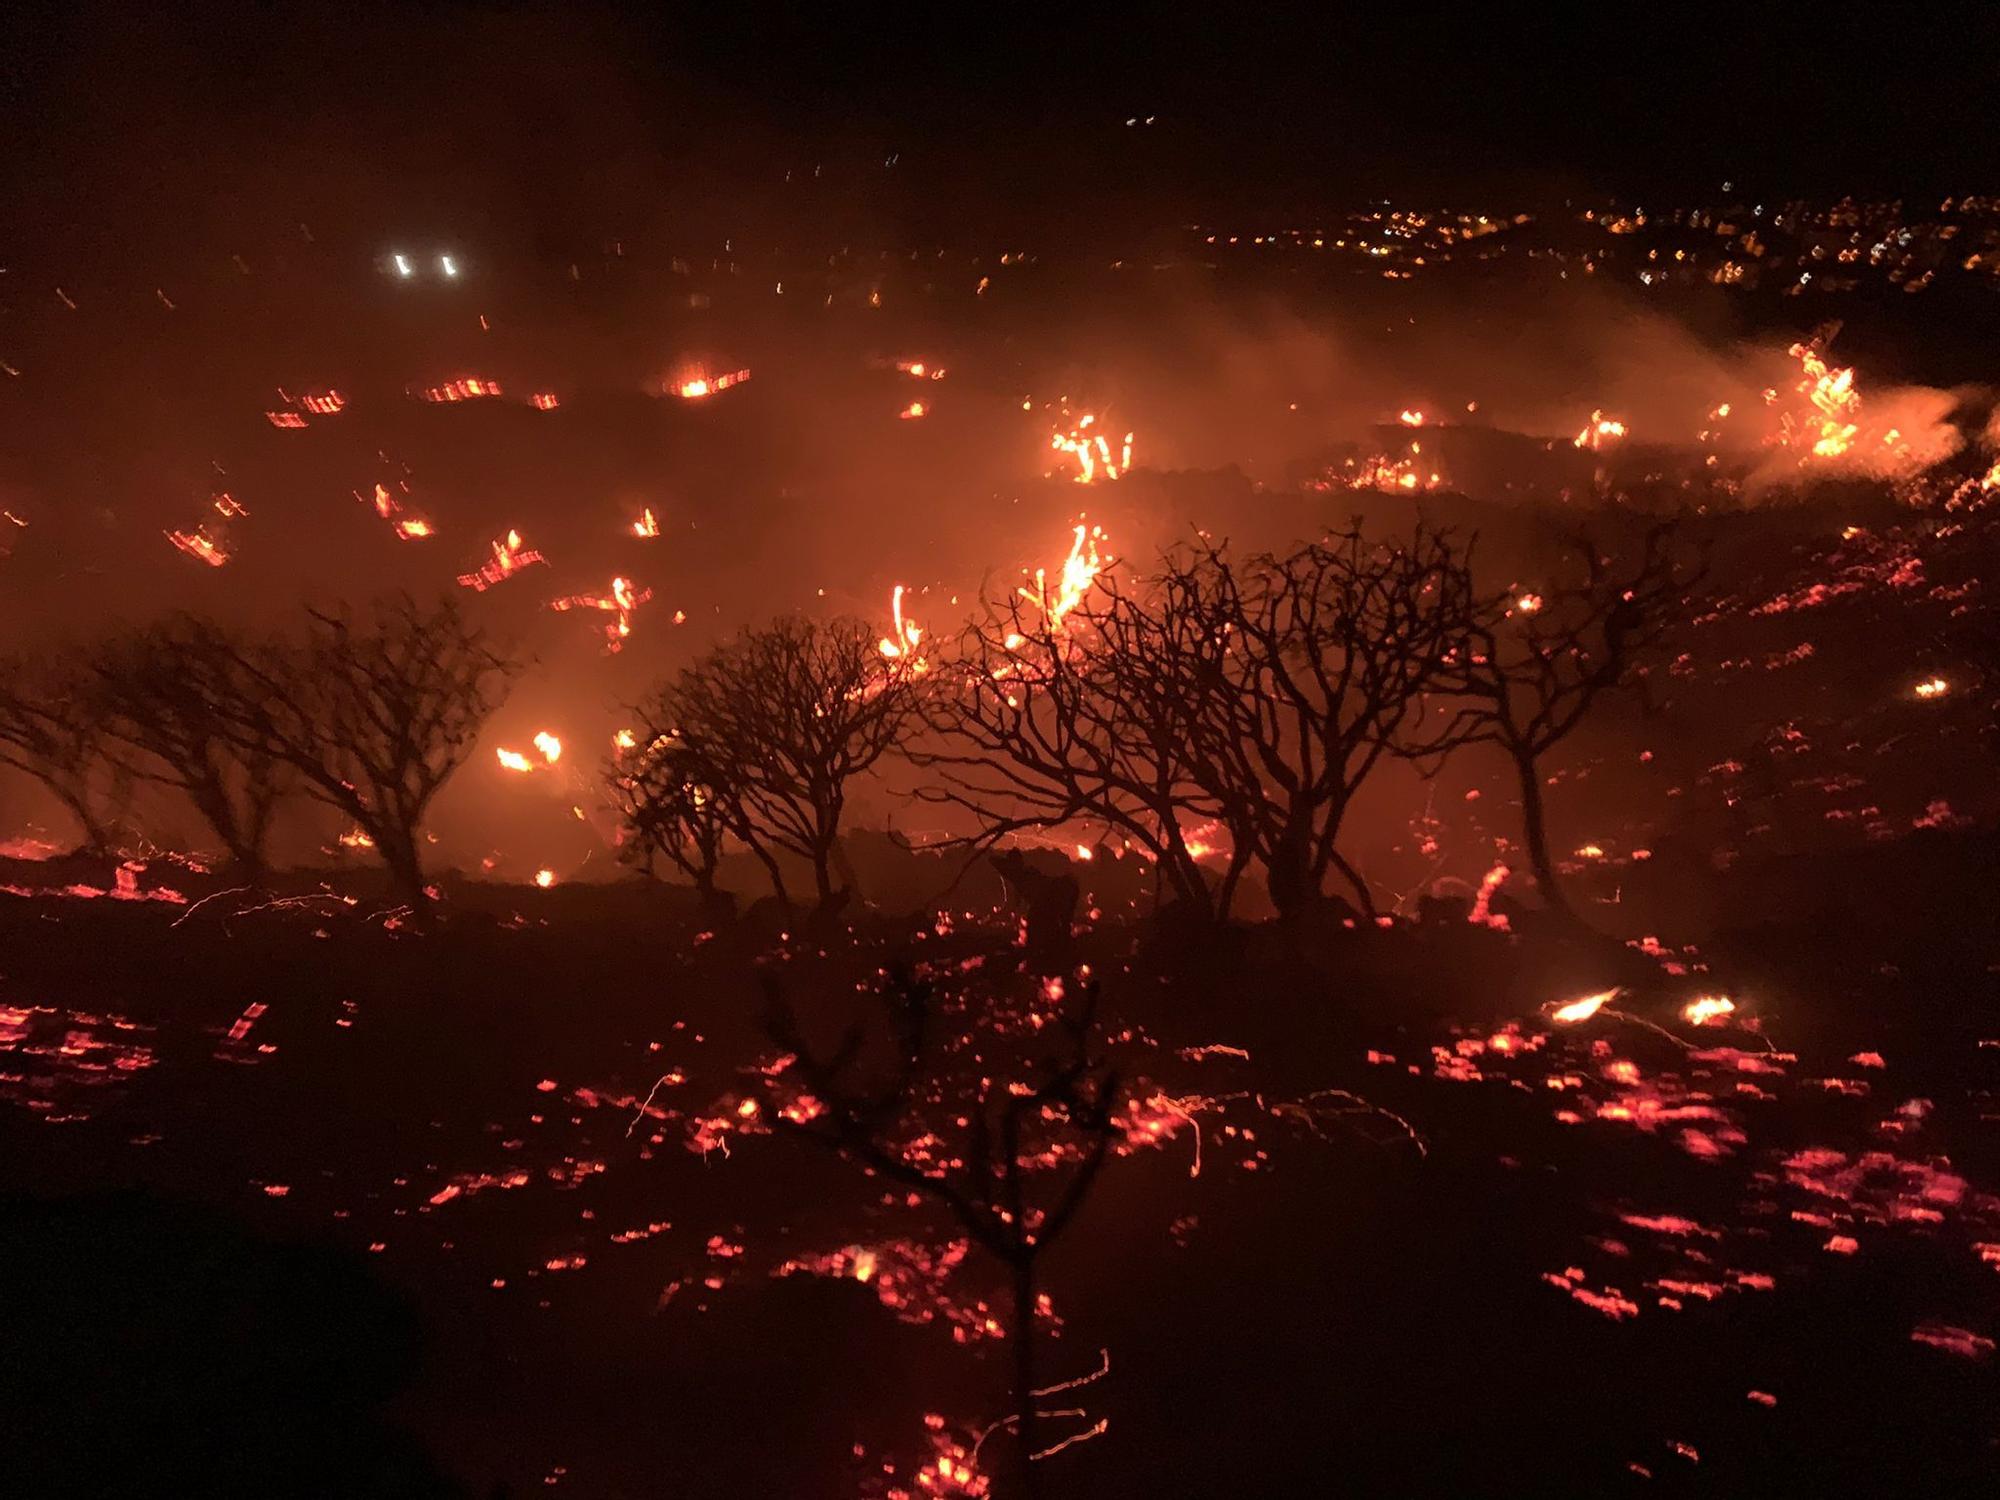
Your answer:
3;838;1998;1497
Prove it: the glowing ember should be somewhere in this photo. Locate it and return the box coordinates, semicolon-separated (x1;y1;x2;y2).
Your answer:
299;390;346;415
417;377;503;402
1551;989;1618;1025
456;529;547;591
631;507;660;538
1515;592;1544;613
1683;996;1737;1026
337;828;374;850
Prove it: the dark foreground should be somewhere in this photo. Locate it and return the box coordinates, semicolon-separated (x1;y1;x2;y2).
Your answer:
2;856;1998;1499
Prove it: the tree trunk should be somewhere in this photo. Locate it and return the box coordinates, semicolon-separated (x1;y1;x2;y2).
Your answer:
377;825;429;916
55;787;111;856
1010;1257;1041;1497
1513;749;1579;924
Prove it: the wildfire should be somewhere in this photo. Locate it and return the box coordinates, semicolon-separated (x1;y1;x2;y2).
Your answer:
632;507;660;538
1782;343;1861;460
456;529;547;591
551;574;652;652
672;369;751;400
166;527;229;567
1020;524;1110;628
1683;995;1737;1026
1050;414;1134;484
299;390;346;415
393;518;433;540
265;410;308;429
878;584;926;666
528;392;559;410
417;377;503;402
359;481;433;541
1573;410;1629;450
1551;988;1618;1025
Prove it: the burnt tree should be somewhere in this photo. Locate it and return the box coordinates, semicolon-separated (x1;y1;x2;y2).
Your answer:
93;618;293;880
0;649;124;854
204;595;521;911
652;616;919;909
607;726;732;911
1425;525;1684;924
757;965;1121;1494
1166;526;1478;918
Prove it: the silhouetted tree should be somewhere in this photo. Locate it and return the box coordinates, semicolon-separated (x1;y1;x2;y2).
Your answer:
1165;526;1478;918
652;616;920;908
757;965;1121;1493
607;726;731;909
93;617;292;880
0;649;123;853
203;595;522;912
1423;525;1684;923
918;569;1229;918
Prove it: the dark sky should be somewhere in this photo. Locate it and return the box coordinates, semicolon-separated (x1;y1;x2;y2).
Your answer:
4;1;1999;258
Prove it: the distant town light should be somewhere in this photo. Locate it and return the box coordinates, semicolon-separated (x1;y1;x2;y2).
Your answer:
392;253;413;277
440;254;458;277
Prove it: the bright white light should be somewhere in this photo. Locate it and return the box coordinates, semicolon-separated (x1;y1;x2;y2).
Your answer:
392;253;413;278
439;254;458;278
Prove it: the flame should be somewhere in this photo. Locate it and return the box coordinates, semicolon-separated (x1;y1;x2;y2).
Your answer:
265;411;308;429
632;507;660;538
1016;524;1110;630
899;400;927;420
1551;988;1618;1024
551;574;652;652
166;527;229;567
532;731;562;763
299;390;346;415
894;359;946;380
672;368;751;400
612;728;638;753
1515;592;1544;614
528;391;559;410
456;529;547;591
338;828;374;850
878;584;926;665
496;749;533;773
533;868;556;889
1914;676;1950;700
1398;409;1426;426
418;377;503;402
393;518;433;540
1683;995;1737;1026
1573;410;1629;450
1783;343;1863;460
1050;412;1134;483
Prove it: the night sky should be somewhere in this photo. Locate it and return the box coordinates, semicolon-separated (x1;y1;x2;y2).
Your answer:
5;2;2000;267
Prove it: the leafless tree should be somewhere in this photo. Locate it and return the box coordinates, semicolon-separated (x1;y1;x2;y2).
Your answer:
756;965;1121;1493
916;570;1231;918
606;726;731;909
1420;525;1685;923
0;648;124;853
1164;526;1479;918
93;618;292;880
201;595;522;912
653;616;920;909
